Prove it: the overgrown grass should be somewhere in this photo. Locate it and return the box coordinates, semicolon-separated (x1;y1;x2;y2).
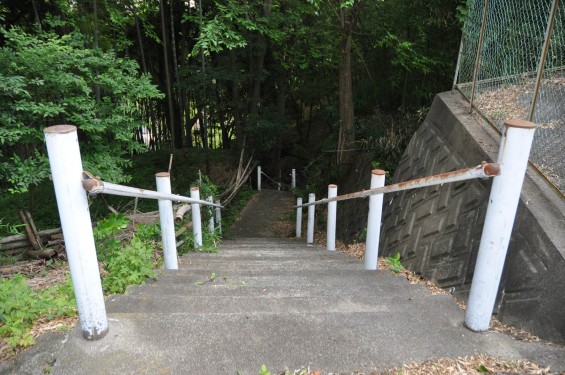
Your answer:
0;274;76;350
0;149;256;352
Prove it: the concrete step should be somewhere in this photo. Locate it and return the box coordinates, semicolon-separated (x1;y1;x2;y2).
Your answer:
125;274;422;298
183;248;348;257
106;289;454;314
54;306;555;375
158;264;368;278
51;191;565;375
176;260;366;273
150;270;410;288
178;257;366;271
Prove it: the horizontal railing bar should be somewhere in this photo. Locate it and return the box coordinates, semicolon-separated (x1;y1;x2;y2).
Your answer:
81;173;222;208
296;163;500;208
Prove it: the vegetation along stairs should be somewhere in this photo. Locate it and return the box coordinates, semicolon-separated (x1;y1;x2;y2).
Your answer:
53;191;565;374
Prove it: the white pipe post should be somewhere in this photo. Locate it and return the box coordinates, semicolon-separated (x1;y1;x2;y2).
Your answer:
257;166;262;191
215;200;222;235
207;196;214;232
291;169;296;189
44;125;108;340
190;187;203;248
465;119;537;332
156;172;178;270
296;197;303;238
307;193;316;245
364;169;386;270
327;185;338;251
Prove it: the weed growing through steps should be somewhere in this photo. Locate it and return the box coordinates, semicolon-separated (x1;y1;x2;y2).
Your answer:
260;364;271;375
193;272;246;287
385;252;405;273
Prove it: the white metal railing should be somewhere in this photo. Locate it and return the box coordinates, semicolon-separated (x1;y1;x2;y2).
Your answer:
294;119;537;334
256;166;296;191
44;125;223;342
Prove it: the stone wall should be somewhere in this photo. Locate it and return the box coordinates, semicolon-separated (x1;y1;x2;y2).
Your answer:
377;91;565;343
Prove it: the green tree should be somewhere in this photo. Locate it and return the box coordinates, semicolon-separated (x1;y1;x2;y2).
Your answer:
0;27;163;203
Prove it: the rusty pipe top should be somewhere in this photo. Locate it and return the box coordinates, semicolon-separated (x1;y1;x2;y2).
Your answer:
483;162;500;176
82;178;103;194
504;119;536;129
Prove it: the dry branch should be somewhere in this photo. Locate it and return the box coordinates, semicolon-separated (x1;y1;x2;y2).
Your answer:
174;205;191;225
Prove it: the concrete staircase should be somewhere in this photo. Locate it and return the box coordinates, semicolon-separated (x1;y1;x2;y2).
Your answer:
52;237;565;374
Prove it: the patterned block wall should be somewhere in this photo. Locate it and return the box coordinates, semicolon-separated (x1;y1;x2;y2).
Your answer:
381;121;491;288
377;92;565;343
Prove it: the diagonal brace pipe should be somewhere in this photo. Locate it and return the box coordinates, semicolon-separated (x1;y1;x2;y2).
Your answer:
82;171;222;208
296;163;500;208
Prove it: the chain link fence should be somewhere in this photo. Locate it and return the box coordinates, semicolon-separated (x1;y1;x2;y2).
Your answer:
454;0;565;194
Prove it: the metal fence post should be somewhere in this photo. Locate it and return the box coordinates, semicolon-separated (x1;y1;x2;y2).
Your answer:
291;169;296;189
465;119;537;332
257;166;262;191
215;199;222;235
296;197;303;238
307;193;316;245
156;172;178;270
207;196;215;232
529;0;559;122
364;169;386;270
190;187;203;248
327;185;338;251
469;0;490;113
44;125;108;340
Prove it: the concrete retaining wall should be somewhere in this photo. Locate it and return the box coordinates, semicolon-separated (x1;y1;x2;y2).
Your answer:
378;91;565;343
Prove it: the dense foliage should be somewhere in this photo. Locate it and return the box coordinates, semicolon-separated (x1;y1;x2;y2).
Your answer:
0;26;162;196
0;0;465;226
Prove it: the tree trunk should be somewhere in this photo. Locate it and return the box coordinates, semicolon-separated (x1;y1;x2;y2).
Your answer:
275;76;286;177
134;14;147;73
31;0;42;32
230;51;244;151
93;0;101;103
248;0;273;118
170;0;184;144
198;0;210;174
160;0;178;149
337;6;356;165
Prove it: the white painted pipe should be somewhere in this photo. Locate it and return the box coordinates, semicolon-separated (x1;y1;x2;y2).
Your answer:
257;166;262;191
291;169;296;189
156;172;178;270
190;187;203;248
82;178;220;207
215;200;222;235
307;193;316;245
364;169;386;270
296;197;303;238
44;125;108;340
207;196;214;233
327;185;338;251
465;119;537;332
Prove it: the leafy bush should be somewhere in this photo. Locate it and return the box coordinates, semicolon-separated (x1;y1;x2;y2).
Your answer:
102;236;157;294
0;274;76;349
0;26;163;195
93;214;130;261
93;214;160;294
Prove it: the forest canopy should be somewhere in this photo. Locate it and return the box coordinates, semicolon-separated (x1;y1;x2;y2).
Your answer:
0;0;464;202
